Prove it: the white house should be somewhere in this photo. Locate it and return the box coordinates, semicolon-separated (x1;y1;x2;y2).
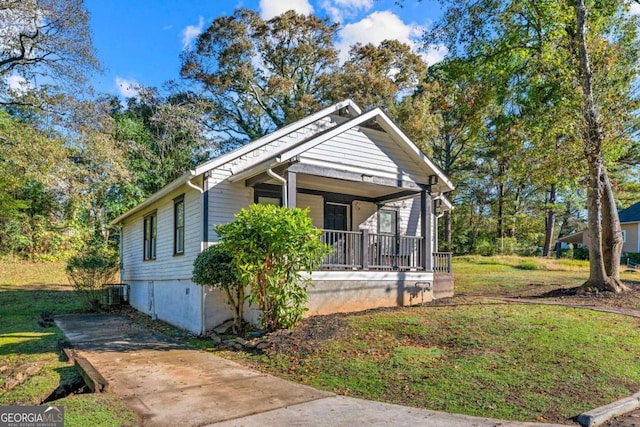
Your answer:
110;100;455;334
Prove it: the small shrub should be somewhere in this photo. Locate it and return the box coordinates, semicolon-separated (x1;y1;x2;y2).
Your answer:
66;244;119;310
624;252;640;264
474;239;496;256
515;259;540;270
573;247;589;260
192;243;245;333
216;204;330;332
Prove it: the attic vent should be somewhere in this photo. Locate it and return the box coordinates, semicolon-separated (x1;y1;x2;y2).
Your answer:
360;118;385;132
337;106;350;117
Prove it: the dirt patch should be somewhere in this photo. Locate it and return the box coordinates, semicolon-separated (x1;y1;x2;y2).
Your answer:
263;313;351;356
0;361;43;392
532;284;640;311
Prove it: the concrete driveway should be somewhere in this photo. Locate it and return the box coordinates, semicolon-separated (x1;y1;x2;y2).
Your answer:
55;314;569;427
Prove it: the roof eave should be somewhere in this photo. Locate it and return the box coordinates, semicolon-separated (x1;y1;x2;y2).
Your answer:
109;170;196;227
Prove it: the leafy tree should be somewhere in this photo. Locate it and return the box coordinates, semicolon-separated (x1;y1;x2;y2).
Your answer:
574;0;634;292
192;243;245;333
215;204;329;331
0;0;99;104
426;0;640;286
330;40;427;116
181;9;339;149
0;109;73;257
112;88;211;195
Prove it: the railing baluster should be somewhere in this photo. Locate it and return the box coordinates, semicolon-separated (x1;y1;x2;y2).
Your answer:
320;230;447;272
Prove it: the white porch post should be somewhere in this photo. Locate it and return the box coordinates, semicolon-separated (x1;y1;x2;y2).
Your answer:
421;190;433;271
287;171;297;208
434;214;439;253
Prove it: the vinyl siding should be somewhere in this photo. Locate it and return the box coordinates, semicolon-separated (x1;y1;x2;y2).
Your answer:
300;127;427;186
121;183;201;282
354;198;423;238
297;193;324;229
206;169;253;242
622;223;639;253
353;201;377;230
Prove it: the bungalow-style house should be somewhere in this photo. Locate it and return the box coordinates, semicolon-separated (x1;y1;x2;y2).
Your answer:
558;201;640;253
110;100;455;334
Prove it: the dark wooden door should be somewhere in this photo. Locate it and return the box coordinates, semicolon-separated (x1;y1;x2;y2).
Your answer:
324;204;348;231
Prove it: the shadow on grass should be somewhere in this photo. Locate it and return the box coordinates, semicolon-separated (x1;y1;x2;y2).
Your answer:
0;287;85;404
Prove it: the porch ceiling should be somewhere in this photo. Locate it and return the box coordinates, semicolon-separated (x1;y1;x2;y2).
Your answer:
256;173;419;200
296;174;414;199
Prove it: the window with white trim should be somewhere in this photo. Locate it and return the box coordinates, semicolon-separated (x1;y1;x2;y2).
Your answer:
174;196;185;255
143;212;157;260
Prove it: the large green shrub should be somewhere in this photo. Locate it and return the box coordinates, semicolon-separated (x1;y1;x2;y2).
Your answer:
573;247;589;260
192;243;245;333
66;244;119;310
216;204;329;332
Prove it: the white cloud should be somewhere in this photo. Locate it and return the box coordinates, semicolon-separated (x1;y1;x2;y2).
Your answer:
337;11;420;59
5;74;30;93
259;0;313;20
337;10;447;66
181;16;204;50
321;0;373;22
631;3;640;15
115;77;140;98
421;44;448;66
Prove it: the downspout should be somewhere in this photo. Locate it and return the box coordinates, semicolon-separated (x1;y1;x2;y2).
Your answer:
186;175;209;336
267;167;288;207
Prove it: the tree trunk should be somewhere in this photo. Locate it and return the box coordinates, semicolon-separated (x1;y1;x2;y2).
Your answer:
575;0;627;293
584;160;609;288
601;169;628;291
444;210;452;251
497;182;505;252
542;184;556;257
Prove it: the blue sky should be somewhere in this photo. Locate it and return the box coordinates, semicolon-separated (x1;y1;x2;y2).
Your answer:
83;0;445;98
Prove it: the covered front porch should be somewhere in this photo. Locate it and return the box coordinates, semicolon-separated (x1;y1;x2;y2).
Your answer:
224;108;456;313
320;229;452;273
230;160;455;309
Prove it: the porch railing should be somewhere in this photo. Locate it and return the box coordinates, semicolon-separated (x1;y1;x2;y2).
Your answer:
320;230;452;273
433;252;453;273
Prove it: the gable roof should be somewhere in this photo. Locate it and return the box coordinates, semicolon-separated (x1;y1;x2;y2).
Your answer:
230;107;454;193
192;99;361;176
619;201;640;223
110;100;453;226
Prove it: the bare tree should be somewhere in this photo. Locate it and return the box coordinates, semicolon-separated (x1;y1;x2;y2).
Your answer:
0;0;98;98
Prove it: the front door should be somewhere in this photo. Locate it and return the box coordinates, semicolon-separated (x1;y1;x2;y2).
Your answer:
324;203;349;266
324;203;348;231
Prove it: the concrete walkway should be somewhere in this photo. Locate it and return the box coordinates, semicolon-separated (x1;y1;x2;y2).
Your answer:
55;314;568;427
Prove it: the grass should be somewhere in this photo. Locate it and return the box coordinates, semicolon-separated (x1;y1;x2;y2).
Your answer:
0;259;138;426
218;304;640;424
4;256;640;425
200;255;640;425
453;255;640;301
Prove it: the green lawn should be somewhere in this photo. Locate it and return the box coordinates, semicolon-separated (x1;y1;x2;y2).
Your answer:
4;256;640;426
453;255;591;296
0;259;138;427
205;255;640;425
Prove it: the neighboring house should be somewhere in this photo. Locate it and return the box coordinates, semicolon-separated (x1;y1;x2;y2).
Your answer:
558;201;640;253
110;100;455;334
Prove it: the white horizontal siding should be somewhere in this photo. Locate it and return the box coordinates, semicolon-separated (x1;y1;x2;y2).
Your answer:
353;201;376;231
297;193;324;229
300;127;427;185
207;169;253;242
353;198;421;238
121;184;202;282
